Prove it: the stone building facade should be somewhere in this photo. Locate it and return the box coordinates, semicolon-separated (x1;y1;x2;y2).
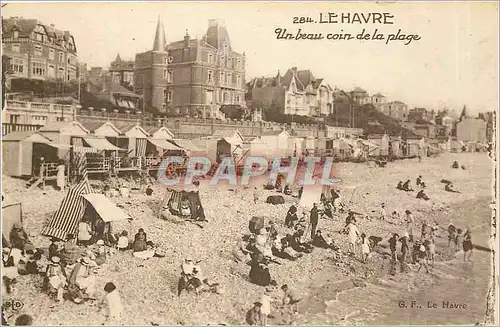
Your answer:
2;17;78;82
134;17;246;117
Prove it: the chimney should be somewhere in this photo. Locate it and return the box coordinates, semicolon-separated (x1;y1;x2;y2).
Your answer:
184;29;190;48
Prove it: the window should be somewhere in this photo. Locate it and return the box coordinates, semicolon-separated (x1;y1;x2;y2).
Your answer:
220;71;224;85
56;117;65;122
163;89;167;99
208;53;213;64
166;70;172;84
9;114;20;124
59;52;64;63
223;92;229;102
166;56;173;64
207;70;213;84
67;56;71;64
236;75;241;88
226;73;231;85
67;72;70;81
32;61;46;76
33;115;47;121
235;94;240;102
10;58;25;74
58;68;65;79
162;103;166;111
221;56;225;65
49;49;55;60
167;90;172;102
226;57;230;67
237;59;241;69
163;70;168;79
34;45;43;57
48;65;55;78
34;32;44;42
13;31;19;39
12;44;20;52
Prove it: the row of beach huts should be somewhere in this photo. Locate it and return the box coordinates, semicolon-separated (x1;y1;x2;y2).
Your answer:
2;119;483;182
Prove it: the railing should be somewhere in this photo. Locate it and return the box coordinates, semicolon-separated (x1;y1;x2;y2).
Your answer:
4;100;74;112
2;123;44;136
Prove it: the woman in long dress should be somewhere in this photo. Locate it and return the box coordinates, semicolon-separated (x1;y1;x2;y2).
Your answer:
56;160;65;191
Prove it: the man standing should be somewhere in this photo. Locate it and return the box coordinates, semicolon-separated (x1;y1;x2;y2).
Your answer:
309;203;319;239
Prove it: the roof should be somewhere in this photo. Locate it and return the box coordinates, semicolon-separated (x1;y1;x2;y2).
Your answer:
148;138;183;151
352;87;367;93
2;17;76;52
78;119;108;132
261;130;289;136
212;129;243;139
372;93;385;97
2;131;51;142
38;121;89;134
83;137;124;151
111;121;140;134
82;194;131;222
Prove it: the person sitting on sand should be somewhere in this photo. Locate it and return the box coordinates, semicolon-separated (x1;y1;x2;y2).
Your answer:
445;183;460;193
117;231;129;251
416;189;430;201
233;236;252;264
249;256;272;287
452;161;459;169
133;231;147;253
267;221;278;240
9;223;32;251
253;187;259;204
285;204;299;228
416;175;423;187
281;284;301;315
323;201;334;219
272;235;299;261
283;184;292;196
391;211;401;223
402;180;414;192
69;256;96;302
180;196;191;217
397;181;404;190
345;211;356;227
312;230;338;250
48;238;60;259
290;230;313;254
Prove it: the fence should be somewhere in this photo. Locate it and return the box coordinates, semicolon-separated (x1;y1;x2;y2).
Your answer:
2;123;44;136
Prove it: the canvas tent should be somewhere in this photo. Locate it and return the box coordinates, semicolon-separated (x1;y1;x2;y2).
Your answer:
159;185;205;221
42;179;131;240
2;201;23;248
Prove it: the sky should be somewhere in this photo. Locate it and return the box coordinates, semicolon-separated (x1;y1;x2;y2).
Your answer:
3;1;499;113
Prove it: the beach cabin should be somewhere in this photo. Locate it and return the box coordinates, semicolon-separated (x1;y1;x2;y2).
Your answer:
260;130;291;157
367;134;389;157
287;137;305;157
304;136;316;154
209;130;245;163
38;121;89;145
2;131;70;177
389;136;404;158
316;137;334;157
331;138;352;160
143;126;175;140
244;137;269;158
405;136;421;157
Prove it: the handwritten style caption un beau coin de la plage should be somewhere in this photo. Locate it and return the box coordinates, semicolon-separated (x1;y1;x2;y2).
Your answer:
157;156;342;186
275;12;422;45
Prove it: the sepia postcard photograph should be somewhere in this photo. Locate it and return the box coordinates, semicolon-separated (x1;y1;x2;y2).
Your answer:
1;1;499;326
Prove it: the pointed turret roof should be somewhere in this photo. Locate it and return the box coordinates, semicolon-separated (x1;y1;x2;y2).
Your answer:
459;105;468;120
153;15;167;51
205;19;231;50
114;53;122;62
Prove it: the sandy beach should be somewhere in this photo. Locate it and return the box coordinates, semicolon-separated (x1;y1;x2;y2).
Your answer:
2;152;495;325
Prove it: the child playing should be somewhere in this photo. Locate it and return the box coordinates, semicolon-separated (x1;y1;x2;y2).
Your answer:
101;282;123;324
281;284;301;315
360;233;370;263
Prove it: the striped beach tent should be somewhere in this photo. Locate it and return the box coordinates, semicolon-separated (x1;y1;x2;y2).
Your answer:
41;179;93;240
